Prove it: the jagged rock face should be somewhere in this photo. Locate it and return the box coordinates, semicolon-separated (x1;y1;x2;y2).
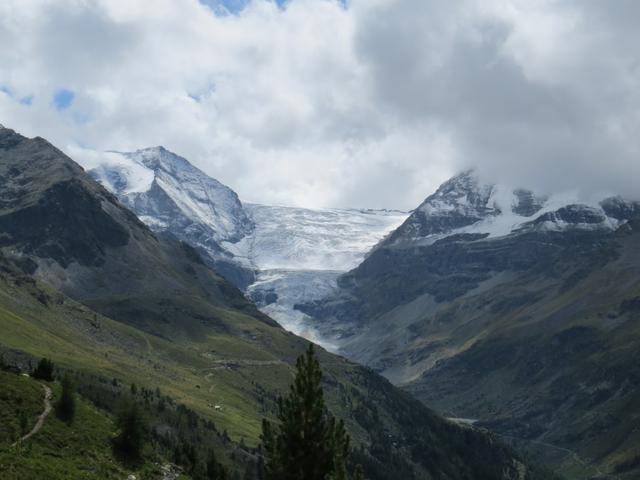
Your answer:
602;195;640;220
512;188;545;216
306;171;639;335
531;204;606;225
88;147;256;288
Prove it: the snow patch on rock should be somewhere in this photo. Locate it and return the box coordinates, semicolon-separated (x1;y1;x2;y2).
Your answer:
391;171;632;248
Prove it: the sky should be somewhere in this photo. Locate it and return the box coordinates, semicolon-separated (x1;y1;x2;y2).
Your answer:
1;0;639;209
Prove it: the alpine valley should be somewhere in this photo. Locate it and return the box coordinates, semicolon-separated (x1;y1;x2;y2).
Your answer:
83;141;640;479
0;126;559;480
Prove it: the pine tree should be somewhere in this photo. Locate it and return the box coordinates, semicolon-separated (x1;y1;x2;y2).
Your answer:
56;374;76;423
352;465;365;480
18;410;29;437
261;343;358;480
32;357;54;381
256;450;266;480
206;448;227;480
113;398;149;461
243;459;257;480
326;417;350;480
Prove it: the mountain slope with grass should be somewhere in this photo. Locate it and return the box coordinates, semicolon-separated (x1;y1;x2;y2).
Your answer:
0;247;558;480
304;171;640;478
0;369;141;480
0;125;555;479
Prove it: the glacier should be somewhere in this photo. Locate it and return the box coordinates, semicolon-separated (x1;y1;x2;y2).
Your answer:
235;204;408;349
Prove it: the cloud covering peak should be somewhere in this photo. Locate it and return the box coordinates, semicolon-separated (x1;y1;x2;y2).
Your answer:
1;0;639;208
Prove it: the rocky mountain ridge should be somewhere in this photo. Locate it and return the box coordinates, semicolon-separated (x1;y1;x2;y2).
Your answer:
386;170;630;250
301;170;640;478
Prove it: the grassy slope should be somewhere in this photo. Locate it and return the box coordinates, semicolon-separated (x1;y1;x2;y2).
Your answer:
0;370;152;480
0;269;294;443
0;258;562;480
0;371;42;444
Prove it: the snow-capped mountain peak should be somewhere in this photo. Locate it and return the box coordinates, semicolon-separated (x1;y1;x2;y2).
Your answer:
389;170;637;247
88;147;253;244
419;170;497;217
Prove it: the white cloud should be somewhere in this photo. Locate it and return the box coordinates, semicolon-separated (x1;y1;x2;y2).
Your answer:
1;0;639;209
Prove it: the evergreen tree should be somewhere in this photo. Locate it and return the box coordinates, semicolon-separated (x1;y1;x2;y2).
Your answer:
352;465;365;480
113;398;149;461
206;448;227;480
256;450;266;480
326;417;350;480
18;410;29;437
243;459;257;480
56;374;76;423
261;344;357;480
32;357;54;381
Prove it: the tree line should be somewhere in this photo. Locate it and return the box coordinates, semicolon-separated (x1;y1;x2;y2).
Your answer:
11;345;365;479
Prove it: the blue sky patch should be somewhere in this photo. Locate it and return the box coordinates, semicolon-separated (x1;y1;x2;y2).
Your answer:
188;82;217;103
53;89;75;111
200;0;293;15
0;86;33;106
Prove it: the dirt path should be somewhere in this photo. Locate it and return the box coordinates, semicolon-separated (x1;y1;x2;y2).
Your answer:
12;384;53;446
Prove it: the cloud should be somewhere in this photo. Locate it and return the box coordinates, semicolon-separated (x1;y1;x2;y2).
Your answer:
0;0;639;209
353;0;640;201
